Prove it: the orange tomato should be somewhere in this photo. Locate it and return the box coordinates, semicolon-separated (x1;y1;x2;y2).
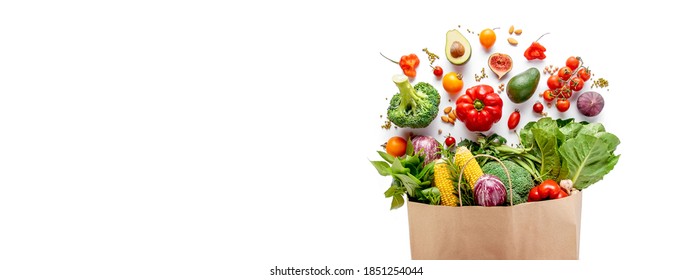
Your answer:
442;72;464;94
385;136;407;157
479;28;496;49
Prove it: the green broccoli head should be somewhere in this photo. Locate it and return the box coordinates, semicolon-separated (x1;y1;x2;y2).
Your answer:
481;160;534;205
387;75;440;128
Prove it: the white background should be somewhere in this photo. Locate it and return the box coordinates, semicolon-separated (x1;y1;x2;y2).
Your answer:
1;1;691;279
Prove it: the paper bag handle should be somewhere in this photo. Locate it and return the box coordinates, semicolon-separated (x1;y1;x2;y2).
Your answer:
458;154;514;206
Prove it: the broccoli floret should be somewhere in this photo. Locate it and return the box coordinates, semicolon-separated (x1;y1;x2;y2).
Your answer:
481;160;534;205
387;75;440;128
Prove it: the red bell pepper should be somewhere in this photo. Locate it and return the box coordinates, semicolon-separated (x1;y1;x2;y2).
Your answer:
455;84;503;132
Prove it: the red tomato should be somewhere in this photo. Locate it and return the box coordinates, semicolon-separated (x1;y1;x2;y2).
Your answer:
528;187;541;202
542;89;555;102
569;76;584;91
566;56;580;70
533;102;544;113
578;68;591;81
385;136;407;157
556;99;570;112
558;84;573;99
537;179;561;199
508;110;520;129
445;136;456;147
433;66;443;77
557;67;572;80
547;75;562;90
555;190;569;199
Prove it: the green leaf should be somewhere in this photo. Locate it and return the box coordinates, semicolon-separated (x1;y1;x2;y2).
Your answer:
393;173;419;196
405;137;414;156
577;123;605;136
519;121;537;148
595;132;621;152
532;126;562;180
390;195;405;210
556;118;575;128
390;157;408;174
558;134;619;190
377;151;395;164
370;161;391;176
559;123;583;140
384;185;398;197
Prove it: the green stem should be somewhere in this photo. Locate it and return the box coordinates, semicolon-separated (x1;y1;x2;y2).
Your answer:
380;52;398;64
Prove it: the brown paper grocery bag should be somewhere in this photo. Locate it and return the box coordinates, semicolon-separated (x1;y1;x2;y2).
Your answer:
406;191;582;260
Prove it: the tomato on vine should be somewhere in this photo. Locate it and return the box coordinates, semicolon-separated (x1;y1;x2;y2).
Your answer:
543;89;556;102
557;67;572;80
569;77;584;91
547;75;562;90
556;99;570;112
578;68;591;81
566;56;580;70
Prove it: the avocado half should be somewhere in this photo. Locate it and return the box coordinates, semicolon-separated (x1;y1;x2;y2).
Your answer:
445;29;472;65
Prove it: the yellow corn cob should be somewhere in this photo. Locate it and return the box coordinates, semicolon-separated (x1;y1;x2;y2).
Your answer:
433;159;458;206
455;147;483;189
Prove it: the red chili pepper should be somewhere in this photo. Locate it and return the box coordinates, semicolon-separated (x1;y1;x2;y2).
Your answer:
380;52;420;78
523;33;549;61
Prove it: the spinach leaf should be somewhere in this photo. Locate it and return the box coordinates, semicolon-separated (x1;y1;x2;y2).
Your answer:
532;127;562;180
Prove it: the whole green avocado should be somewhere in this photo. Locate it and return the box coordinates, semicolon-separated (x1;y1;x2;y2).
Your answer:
506;67;540;104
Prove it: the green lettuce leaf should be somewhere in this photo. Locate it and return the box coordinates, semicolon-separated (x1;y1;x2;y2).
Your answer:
558;134;620;189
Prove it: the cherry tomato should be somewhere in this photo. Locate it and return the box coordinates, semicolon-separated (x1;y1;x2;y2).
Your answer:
385;136;407;157
432;66;443;77
442;72;463;94
566;56;580;70
578;68;591;81
479;28;496;49
557;67;572;80
537;179;561;199
556;99;570;112
555;190;569;199
533;102;544;113
508;110;521;129
445;136;456;147
547;75;562;90
569;76;584;91
542;89;555;102
528;187;541;202
558;84;573;99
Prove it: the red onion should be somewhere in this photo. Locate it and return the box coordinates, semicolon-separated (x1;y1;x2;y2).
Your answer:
474;174;507;206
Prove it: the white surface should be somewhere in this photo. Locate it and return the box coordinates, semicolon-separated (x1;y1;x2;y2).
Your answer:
0;1;691;279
